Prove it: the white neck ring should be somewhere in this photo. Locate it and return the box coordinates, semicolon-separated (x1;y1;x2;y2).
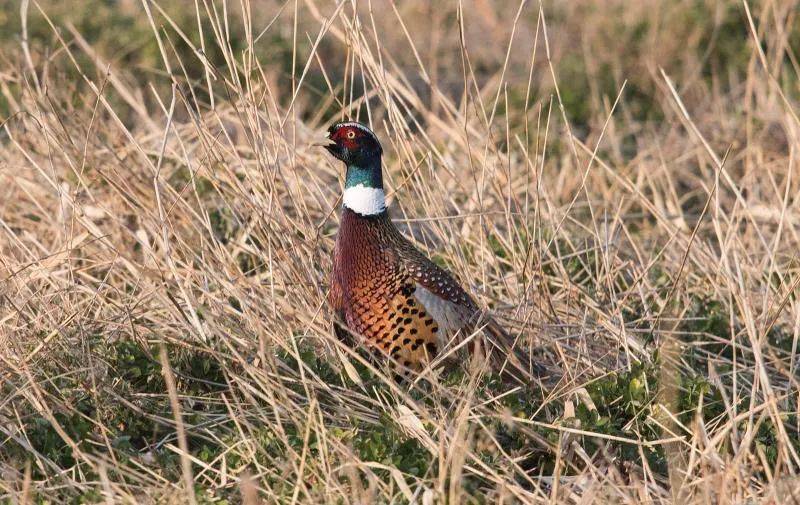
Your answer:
343;184;385;215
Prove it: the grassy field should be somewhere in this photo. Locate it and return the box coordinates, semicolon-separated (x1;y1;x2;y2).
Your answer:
1;0;800;503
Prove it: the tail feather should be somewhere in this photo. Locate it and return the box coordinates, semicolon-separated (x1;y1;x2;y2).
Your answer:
478;315;547;387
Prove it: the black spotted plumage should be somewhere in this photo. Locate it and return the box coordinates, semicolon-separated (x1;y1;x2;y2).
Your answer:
329;208;446;371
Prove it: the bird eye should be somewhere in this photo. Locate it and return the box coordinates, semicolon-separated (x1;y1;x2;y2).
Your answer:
346;130;356;139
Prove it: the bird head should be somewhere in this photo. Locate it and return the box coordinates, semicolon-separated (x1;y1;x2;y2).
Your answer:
319;121;383;166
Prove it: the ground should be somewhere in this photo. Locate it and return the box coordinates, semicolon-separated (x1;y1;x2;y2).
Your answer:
1;0;799;503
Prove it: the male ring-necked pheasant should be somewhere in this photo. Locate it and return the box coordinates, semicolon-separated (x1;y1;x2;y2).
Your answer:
322;121;535;384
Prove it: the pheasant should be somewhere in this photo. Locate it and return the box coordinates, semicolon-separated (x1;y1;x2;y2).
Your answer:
321;121;536;384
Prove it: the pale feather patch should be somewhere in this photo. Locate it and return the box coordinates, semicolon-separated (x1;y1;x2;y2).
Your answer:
414;284;469;349
343;184;385;215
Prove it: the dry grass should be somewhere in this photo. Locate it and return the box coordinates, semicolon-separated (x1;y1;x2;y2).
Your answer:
1;0;800;503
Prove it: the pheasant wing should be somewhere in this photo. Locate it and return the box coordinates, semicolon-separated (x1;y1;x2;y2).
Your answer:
394;240;541;385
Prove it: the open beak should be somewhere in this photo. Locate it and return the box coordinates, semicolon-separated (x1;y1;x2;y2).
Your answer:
312;132;339;159
311;132;336;149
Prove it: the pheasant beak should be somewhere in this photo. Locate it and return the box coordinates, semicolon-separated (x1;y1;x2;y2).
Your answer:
311;132;336;149
313;132;341;160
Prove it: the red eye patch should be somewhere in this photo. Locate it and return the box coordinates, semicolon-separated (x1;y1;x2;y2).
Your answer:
333;127;362;148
